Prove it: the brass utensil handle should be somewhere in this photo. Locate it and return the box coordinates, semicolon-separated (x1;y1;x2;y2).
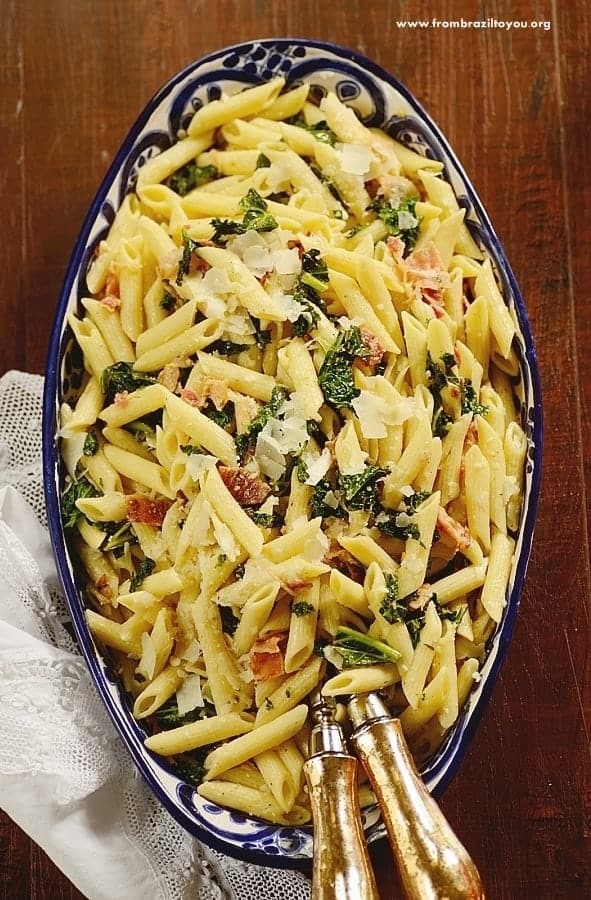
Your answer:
304;753;380;900
352;718;485;900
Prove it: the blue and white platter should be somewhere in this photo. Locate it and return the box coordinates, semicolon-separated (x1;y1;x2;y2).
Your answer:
42;39;543;867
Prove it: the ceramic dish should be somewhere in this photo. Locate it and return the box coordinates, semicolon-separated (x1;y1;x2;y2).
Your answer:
42;38;542;867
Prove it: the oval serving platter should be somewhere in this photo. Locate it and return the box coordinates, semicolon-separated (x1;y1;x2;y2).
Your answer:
42;39;542;867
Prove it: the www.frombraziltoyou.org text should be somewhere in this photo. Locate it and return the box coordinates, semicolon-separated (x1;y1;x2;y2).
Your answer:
395;17;551;31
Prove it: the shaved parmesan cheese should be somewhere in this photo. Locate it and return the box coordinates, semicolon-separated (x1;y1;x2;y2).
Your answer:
352;391;415;439
258;495;279;516
303;447;332;486
304;527;329;564
323;490;340;509
255;431;286;481
243;243;273;275
176;673;204;715
202;265;234;295
397;209;419;230
185;453;217;481
338;142;373;176
210;510;241;561
273;247;300;275
182;639;202;664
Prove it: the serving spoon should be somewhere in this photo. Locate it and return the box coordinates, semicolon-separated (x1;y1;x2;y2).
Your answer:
303;690;485;900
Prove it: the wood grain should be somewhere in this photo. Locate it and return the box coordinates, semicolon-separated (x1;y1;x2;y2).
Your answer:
1;1;590;898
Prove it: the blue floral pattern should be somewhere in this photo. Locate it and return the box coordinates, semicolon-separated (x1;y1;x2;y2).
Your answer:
46;39;542;868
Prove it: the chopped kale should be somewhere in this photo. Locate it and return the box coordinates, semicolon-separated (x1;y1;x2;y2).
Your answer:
61;477;100;530
100;521;137;554
211;189;278;242
210;339;250;356
210;218;247;242
292;279;324;336
169;163;218;196
83;432;98;456
376;510;421;542
176;231;204;285
289;116;337;146
318;326;371;409
293;601;315;617
155;699;214;730
426;352;459;438
379;583;465;648
180;443;203;455
296;455;309;484
256;153;271;168
174;750;209;787
203;400;233;430
234;563;246;580
251;318;272;349
330;626;401;667
234;385;289;461
160;292;176;311
309;479;346;520
300;249;329;292
461;380;488;418
240;188;278;232
306;419;327;448
404;490;432;512
313;638;329;657
246;508;284;529
100;362;156;405
367;196;421;252
338;464;388;514
216;553;227;567
130;557;155;592
220;605;240;636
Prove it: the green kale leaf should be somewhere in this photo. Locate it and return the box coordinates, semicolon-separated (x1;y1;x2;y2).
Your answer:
367;196;421;252
61;477;100;530
100;362;156;405
169;163;218;196
318;326;371;409
130;557;155;592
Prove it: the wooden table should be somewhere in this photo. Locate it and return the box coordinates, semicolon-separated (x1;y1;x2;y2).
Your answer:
1;1;589;898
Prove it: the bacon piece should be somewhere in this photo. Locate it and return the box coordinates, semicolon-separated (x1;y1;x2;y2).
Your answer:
404;241;451;304
114;391;129;408
100;294;121;311
327;541;366;584
387;235;405;263
357;328;385;367
219;466;270;506
250;633;288;683
191;378;229;411
365;178;380;199
437;506;471;552
421;287;446;318
408;584;434;612
105;272;119;297
283;578;312;594
157;363;180;392
287;239;304;256
180;388;199;407
190;255;210;275
127;495;172;527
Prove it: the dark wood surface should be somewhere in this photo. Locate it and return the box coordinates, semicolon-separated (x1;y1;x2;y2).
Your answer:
1;1;589;898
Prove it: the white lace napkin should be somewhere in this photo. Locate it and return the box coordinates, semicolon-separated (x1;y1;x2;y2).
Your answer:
0;370;311;900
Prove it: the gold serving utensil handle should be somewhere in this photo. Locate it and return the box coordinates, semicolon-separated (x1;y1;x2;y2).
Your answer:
303;693;380;900
348;693;485;900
